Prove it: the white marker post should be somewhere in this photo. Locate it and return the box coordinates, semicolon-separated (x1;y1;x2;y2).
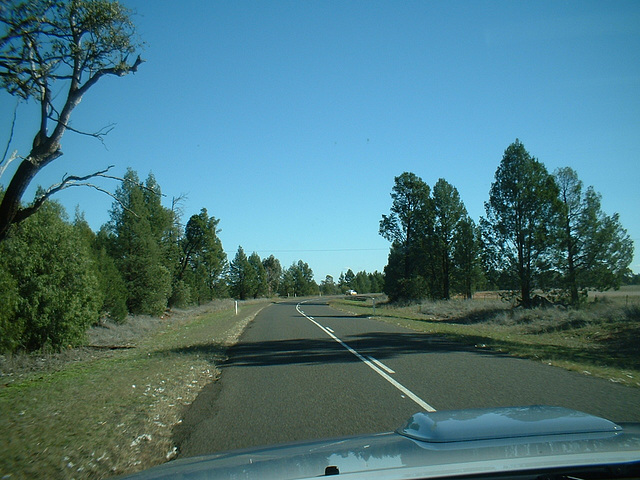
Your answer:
235;300;238;315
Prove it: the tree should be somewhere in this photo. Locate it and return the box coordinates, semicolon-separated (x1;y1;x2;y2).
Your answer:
353;271;372;294
432;178;468;299
280;260;317;297
379;172;433;300
291;260;317;296
106;169;171;315
482;140;560;307
248;252;268;298
320;275;339;295
180;208;227;303
554;167;633;304
0;200;101;351
228;246;256;300
262;255;282;297
368;271;385;293
452;217;483;299
74;210;127;321
0;0;143;240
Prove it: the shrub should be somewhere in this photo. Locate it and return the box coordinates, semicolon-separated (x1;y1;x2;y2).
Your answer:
0;202;101;351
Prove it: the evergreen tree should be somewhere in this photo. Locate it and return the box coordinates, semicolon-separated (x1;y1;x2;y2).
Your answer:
229;246;257;300
74;211;127;322
432;178;468;299
1;201;101;351
482;140;561;307
453;217;484;299
368;271;385;293
106;169;172;315
262;255;282;297
248;252;268;298
320;275;339;295
554;167;633;304
379;172;433;300
180;209;227;303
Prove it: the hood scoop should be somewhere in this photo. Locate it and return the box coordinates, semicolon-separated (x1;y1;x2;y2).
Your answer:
397;405;622;443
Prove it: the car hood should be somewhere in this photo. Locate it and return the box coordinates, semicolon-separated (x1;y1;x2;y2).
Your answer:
116;406;640;480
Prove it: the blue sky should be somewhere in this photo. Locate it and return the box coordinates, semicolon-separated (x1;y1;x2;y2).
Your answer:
1;0;639;280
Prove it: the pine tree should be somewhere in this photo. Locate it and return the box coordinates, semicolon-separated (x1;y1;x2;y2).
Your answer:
483;140;561;307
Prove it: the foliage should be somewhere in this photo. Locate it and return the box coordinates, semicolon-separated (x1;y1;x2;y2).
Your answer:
262;255;282;297
0;0;143;240
179;208;227;304
380;172;482;301
379;172;434;300
75;211;128;321
482;140;561;307
105;169;172;315
0;201;101;351
279;260;318;297
432;178;469;299
228;246;257;300
554;167;634;305
320;275;339;295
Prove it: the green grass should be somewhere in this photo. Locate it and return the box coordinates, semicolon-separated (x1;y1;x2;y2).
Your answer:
0;300;270;479
330;293;640;388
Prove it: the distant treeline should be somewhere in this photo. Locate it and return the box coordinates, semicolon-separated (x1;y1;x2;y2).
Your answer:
379;140;634;306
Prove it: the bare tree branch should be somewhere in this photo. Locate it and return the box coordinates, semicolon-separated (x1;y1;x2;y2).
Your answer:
13;164;166;226
1;101;19;165
0;150;19;181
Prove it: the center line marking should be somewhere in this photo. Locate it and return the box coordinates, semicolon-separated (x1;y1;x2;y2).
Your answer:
296;302;436;412
367;355;395;374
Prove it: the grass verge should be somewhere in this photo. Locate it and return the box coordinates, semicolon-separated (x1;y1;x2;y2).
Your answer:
0;299;270;479
330;295;640;388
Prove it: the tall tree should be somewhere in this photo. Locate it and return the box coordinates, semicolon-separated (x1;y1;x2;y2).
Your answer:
180;208;227;303
320;275;338;295
554;167;633;304
262;255;282;297
432;178;468;299
482;140;560;307
379;172;433;300
248;252;268;298
0;0;143;240
453;217;483;299
228;246;256;300
106;169;172;315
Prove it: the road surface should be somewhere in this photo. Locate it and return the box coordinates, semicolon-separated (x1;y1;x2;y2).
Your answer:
175;299;640;457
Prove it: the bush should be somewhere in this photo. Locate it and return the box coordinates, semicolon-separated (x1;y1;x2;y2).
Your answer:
0;263;21;352
0;202;102;351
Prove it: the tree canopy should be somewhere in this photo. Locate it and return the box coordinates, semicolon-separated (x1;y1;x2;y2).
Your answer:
0;0;143;240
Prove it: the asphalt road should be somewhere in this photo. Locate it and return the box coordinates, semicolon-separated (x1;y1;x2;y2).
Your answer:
175;299;640;457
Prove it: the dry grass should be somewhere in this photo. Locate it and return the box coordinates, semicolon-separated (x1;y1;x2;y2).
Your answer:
0;299;269;479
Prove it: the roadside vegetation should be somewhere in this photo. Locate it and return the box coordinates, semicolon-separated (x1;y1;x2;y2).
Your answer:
0;299;270;479
331;287;640;388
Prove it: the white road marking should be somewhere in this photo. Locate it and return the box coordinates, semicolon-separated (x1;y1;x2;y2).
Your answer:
325;326;334;333
296;302;436;412
367;355;395;374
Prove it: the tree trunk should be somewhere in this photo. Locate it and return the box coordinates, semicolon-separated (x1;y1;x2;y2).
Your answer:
0;159;40;240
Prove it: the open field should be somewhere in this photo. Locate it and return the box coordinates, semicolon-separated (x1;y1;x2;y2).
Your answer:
0;299;270;479
331;288;640;389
